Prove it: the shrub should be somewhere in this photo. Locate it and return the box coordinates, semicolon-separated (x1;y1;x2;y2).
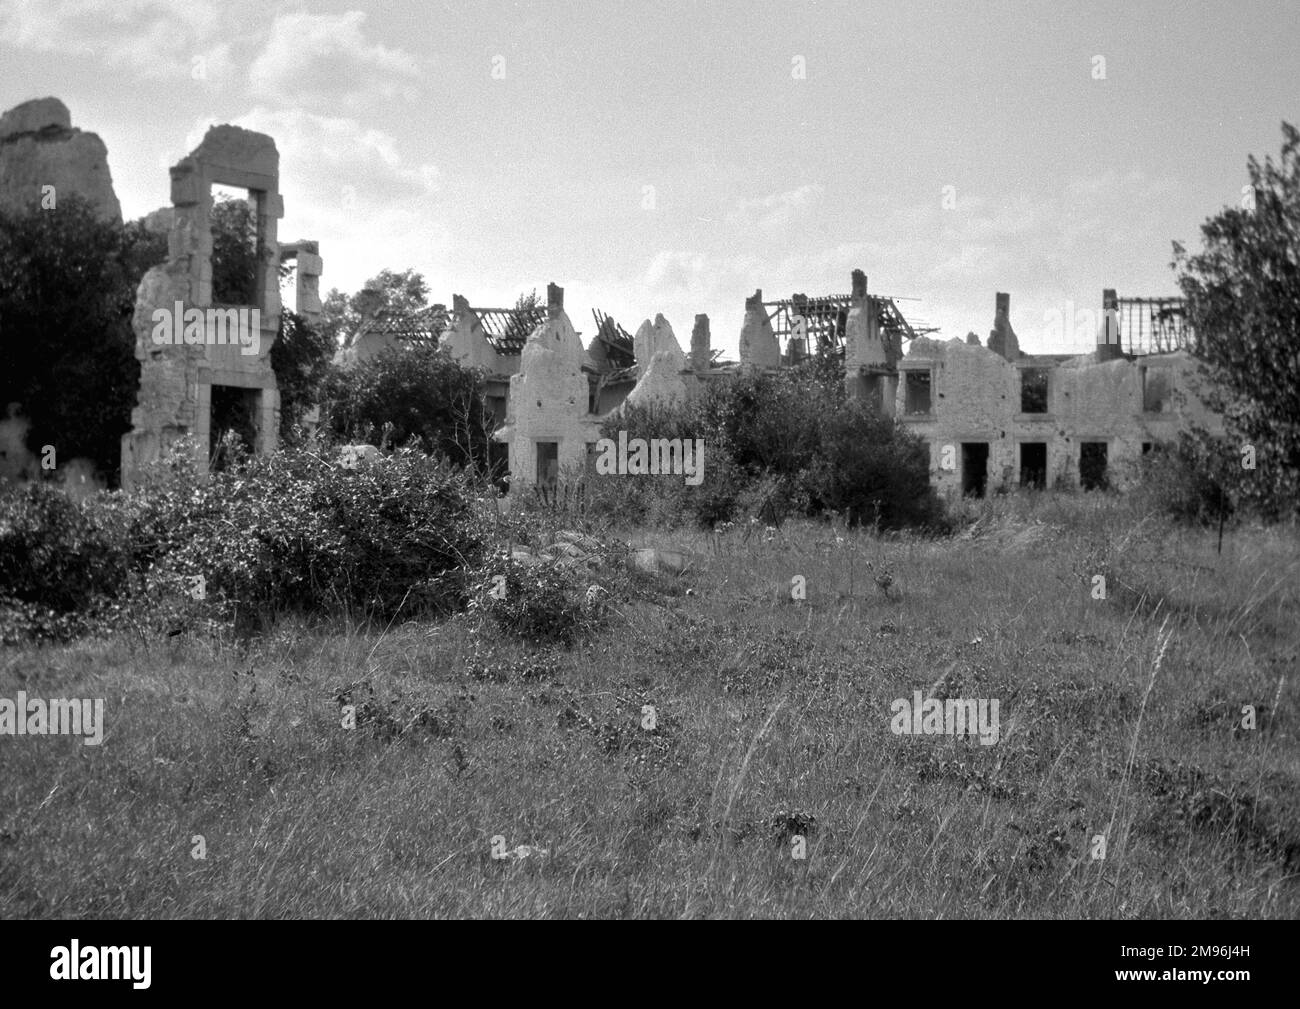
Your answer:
0;482;134;641
271;310;335;446
146;447;491;628
586;360;947;531
466;556;601;645
321;343;494;474
0;443;497;640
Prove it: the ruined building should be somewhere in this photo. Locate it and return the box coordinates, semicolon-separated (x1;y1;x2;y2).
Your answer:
352;266;1216;497
120;126;322;489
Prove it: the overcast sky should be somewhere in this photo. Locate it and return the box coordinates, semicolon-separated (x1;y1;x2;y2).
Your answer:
2;0;1296;355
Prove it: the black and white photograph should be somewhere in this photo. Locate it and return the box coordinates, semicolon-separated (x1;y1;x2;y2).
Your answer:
0;0;1295;953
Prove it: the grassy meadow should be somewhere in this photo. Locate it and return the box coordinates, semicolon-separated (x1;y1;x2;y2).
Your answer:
1;491;1297;918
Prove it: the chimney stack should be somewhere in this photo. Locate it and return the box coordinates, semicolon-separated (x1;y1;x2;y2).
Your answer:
691;313;711;372
1096;288;1124;360
546;282;563;318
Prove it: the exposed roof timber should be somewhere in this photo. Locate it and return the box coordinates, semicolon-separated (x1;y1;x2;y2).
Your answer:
591;308;636;368
354;305;449;343
1114;295;1193;355
762;293;938;347
470;305;548;354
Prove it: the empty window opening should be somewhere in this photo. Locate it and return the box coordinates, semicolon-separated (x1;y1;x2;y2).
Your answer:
536;440;559;488
209;385;258;472
1141;367;1172;413
210;184;261;307
1020;368;1049;413
961;442;989;498
1080;441;1109;490
1020;443;1047;489
1142;442;1154;455
904;371;932;415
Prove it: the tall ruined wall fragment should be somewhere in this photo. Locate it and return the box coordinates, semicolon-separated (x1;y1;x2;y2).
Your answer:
739;289;781;368
495;284;601;488
120;125;285;489
0;97;121;221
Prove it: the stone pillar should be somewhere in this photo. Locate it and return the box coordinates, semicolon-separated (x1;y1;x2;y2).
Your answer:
739;289;780;368
547;282;564;318
691;314;711;372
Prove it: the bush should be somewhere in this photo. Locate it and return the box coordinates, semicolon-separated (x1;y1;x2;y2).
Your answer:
585;359;947;531
1134;433;1238;528
321;343;495;474
466;556;601;646
0;482;134;641
0;443;498;640
806;401;945;530
271;310;335;446
147;447;491;629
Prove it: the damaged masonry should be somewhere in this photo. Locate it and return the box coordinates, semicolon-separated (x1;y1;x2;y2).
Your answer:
102;113;1217;498
351;267;1219;499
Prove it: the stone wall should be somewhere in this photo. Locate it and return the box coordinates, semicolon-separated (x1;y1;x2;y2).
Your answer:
495;284;602;488
897;295;1222;497
0;97;121;222
120;126;288;489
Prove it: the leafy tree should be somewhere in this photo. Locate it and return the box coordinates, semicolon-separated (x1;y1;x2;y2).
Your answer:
325;268;430;348
0;195;166;486
210;195;260;305
1172;122;1300;519
271;309;335;446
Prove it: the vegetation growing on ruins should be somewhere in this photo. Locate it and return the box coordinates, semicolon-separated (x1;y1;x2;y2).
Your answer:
586;356;945;531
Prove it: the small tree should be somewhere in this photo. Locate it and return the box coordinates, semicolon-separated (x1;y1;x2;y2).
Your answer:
1173;122;1300;519
271;310;335;445
324;268;431;349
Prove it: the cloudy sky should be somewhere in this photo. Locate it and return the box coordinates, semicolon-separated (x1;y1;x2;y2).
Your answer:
1;0;1296;356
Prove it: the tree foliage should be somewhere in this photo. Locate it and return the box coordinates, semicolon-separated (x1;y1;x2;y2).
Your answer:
0;195;166;486
324;268;430;349
1173;121;1300;518
321;342;493;471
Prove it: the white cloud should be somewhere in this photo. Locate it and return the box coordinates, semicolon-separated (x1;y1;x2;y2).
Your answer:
727;183;824;231
247;10;420;111
0;0;234;80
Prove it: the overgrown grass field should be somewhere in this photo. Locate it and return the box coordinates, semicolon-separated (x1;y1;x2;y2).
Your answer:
2;493;1297;918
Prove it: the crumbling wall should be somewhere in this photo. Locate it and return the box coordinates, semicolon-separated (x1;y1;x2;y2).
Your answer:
120;126;284;489
844;269;899;415
0;97;121;222
739;289;780;368
901;298;1222;496
633;314;687;376
495;284;601;488
986;291;1020;361
623;350;689;410
442;294;514;375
